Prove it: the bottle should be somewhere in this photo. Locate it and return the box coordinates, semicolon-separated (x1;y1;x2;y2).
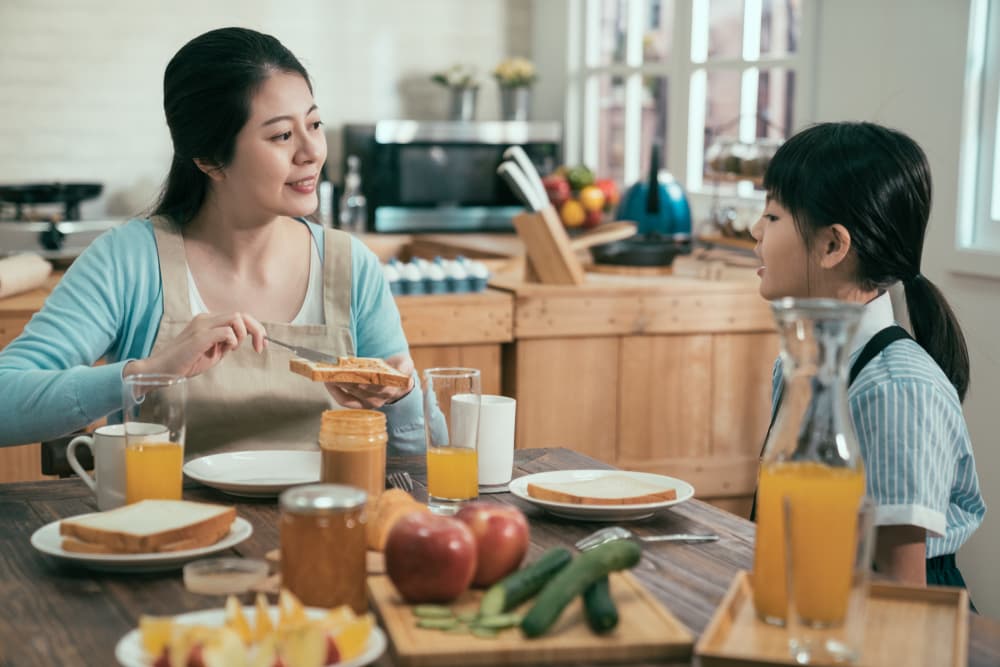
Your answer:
338;155;367;234
317;165;334;228
279;484;368;613
318;409;387;503
752;298;866;626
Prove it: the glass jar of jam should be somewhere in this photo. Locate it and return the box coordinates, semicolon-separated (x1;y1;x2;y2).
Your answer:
319;409;387;502
279;484;368;613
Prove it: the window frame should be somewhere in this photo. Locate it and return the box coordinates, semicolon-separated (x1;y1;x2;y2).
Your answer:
953;0;1000;278
563;0;817;198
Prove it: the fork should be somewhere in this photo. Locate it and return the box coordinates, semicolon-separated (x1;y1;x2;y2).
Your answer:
386;470;415;492
575;525;720;551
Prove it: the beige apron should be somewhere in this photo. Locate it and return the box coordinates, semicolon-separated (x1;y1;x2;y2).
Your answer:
150;216;354;455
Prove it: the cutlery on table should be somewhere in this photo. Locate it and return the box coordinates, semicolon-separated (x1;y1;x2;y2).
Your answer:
575;525;720;551
386;471;414;492
265;335;339;364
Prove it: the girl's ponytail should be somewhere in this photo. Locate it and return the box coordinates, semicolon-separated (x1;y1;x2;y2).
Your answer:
903;274;970;401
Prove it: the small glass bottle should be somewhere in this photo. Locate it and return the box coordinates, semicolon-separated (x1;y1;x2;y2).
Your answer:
752;298;866;626
319;409;387;503
338;155;367;234
280;484;368;613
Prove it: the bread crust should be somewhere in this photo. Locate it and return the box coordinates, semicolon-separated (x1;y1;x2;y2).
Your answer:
289;356;410;388
59;502;236;554
526;480;677;505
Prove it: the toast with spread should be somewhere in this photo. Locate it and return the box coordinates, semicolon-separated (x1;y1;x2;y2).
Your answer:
289;356;411;388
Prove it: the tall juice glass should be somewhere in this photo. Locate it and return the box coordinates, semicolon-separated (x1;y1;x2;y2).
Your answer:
423;368;481;514
122;374;186;503
752;299;866;625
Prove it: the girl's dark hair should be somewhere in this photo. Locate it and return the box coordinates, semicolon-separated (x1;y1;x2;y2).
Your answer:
152;27;311;225
764;121;970;401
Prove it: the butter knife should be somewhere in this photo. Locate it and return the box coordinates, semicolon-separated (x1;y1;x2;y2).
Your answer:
265;335;340;365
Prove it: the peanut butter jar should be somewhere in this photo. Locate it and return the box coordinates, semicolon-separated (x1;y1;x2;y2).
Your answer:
279;484;368;613
319;409;387;502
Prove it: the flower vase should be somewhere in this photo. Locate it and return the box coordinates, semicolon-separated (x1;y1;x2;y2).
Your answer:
500;86;531;121
448;87;478;121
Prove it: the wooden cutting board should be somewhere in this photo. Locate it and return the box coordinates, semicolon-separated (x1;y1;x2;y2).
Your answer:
368;571;693;666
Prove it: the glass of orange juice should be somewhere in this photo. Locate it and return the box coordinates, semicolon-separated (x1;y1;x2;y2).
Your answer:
422;368;480;514
122;374;187;504
784;495;876;664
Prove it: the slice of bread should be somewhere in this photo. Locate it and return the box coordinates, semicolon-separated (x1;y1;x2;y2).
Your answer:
59;499;236;554
289;356;410;388
526;474;678;505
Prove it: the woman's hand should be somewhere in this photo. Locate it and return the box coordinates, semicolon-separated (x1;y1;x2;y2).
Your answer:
124;312;266;378
325;353;415;409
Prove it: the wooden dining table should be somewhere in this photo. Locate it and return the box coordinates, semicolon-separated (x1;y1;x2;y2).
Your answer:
1;447;997;666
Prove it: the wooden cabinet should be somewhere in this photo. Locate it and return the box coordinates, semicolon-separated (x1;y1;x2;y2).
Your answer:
494;273;778;516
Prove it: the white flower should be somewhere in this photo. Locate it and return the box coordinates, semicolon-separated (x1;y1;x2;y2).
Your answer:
493;57;537;88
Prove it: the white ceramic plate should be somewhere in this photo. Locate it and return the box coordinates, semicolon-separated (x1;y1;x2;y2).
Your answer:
115;606;387;667
508;469;695;521
183;450;321;498
30;517;252;573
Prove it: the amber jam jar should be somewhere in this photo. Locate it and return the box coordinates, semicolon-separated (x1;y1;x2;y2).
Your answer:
319;409;387;503
279;484;368;613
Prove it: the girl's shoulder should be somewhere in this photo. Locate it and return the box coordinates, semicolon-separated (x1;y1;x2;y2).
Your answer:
850;338;962;408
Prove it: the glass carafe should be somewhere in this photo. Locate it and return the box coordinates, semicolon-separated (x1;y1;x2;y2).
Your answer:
752;298;867;626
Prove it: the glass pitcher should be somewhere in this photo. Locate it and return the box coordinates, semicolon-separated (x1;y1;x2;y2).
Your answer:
751;298;867;626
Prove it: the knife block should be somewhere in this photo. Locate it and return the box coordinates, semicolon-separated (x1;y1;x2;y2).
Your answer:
512;207;586;286
513;209;640;286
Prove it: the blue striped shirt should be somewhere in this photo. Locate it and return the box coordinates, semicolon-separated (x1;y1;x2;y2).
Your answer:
770;293;985;558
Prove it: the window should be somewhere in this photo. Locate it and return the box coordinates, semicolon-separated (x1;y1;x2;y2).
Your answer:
564;0;814;199
956;0;1000;265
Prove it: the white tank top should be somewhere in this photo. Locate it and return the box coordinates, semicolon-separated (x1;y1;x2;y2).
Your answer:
186;237;325;324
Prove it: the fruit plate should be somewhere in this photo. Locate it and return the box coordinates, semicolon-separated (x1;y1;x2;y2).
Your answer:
30;517;252;573
183;450;321;498
114;606;387;667
508;469;694;522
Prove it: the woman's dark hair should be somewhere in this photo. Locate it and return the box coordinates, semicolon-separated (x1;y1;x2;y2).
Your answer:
764;121;970;401
152;27;311;225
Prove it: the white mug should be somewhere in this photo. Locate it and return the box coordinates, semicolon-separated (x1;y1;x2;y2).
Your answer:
67;422;166;511
461;394;516;490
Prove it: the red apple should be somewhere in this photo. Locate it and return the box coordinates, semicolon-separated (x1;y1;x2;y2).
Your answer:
583;208;604;229
542;174;571;206
595;178;620;210
454;502;530;587
384;511;477;603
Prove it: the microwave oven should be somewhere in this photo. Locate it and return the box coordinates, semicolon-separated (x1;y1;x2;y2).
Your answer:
341;121;561;233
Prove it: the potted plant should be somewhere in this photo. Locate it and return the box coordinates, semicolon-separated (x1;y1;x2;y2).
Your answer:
493;57;537;121
431;64;481;121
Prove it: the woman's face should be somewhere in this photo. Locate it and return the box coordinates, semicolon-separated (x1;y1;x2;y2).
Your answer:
217;71;327;221
750;198;815;300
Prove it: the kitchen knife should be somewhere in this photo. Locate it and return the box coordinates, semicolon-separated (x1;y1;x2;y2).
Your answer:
502;145;548;205
265;335;340;365
497;161;545;212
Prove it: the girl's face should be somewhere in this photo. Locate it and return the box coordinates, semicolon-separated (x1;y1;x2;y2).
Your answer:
750;198;815;300
216;71;327;221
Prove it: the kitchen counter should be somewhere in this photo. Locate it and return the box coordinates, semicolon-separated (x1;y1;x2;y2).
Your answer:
1;234;772;517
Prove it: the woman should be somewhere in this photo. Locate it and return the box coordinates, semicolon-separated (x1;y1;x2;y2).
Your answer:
750;122;985;591
0;27;423;455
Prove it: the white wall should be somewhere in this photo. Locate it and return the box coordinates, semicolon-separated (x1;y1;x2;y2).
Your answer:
0;0;531;218
812;0;1000;618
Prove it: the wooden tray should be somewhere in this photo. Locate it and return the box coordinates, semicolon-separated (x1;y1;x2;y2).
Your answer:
695;571;969;667
369;571;693;666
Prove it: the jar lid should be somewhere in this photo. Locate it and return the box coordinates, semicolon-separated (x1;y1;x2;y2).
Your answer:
321;409;386;436
280;484;367;514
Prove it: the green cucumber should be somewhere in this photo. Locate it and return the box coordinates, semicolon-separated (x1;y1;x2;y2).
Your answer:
521;539;640;638
582;575;618;633
479;547;573;616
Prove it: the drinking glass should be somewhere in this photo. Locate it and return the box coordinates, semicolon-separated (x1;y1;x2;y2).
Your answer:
122;374;187;504
422;368;481;514
784;495;876;664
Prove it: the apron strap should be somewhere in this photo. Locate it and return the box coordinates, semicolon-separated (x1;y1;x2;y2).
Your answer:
749;325;913;521
150;215;192;320
322;227;353;332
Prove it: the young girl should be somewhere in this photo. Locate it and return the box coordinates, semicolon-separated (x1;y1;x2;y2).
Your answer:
750;122;985;591
0;28;423;454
